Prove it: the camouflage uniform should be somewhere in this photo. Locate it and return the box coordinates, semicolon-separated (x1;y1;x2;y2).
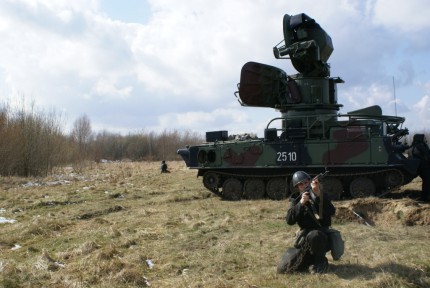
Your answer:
411;134;430;201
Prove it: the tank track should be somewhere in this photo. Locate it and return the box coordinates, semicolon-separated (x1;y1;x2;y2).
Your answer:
201;168;408;201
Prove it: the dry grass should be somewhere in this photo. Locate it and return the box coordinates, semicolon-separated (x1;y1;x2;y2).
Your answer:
0;161;429;287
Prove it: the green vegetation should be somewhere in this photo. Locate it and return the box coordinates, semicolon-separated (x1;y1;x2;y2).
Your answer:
0;161;429;287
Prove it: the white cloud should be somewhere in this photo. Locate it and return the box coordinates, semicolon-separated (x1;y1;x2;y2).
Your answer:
92;78;133;99
0;0;429;137
156;108;250;132
372;0;430;33
413;95;430;119
341;83;393;111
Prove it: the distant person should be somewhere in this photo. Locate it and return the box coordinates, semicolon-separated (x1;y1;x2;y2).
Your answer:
278;171;336;274
161;160;170;173
410;134;430;202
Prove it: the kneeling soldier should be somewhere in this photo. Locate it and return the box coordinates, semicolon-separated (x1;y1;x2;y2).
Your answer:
280;171;336;274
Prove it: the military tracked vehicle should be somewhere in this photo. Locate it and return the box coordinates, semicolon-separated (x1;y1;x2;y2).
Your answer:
177;13;419;200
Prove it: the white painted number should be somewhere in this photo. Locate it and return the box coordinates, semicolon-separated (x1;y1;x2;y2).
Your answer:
277;151;297;162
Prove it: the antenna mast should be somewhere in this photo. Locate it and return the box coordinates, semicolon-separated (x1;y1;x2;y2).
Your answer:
393;76;397;116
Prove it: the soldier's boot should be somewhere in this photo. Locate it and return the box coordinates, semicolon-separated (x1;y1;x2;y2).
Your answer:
309;256;328;274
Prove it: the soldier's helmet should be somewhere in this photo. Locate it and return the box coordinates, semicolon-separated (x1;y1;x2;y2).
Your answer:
292;171;311;187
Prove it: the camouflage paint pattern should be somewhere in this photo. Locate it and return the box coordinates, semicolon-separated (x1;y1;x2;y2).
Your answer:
177;12;420;199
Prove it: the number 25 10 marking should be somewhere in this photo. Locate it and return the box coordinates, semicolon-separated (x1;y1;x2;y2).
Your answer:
277;151;297;162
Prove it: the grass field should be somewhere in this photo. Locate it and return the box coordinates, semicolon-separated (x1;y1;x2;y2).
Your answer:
1;161;429;287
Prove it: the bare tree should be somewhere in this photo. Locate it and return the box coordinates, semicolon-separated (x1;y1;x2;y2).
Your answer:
0;98;206;176
0;100;69;177
71;114;92;158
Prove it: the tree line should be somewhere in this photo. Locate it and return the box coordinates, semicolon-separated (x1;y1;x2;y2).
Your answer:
0;102;203;177
2;101;426;178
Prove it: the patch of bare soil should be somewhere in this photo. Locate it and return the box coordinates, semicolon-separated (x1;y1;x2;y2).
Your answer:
335;177;430;226
74;205;125;220
336;198;430;226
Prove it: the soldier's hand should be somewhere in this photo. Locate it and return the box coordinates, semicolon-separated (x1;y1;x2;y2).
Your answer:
311;179;320;195
300;192;310;206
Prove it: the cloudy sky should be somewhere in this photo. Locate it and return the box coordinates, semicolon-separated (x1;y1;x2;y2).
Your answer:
0;0;429;137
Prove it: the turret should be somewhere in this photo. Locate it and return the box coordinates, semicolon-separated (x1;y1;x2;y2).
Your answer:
273;13;332;77
235;13;343;124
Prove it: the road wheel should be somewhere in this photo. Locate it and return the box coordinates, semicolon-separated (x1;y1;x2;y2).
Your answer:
243;179;265;199
222;178;242;201
321;177;343;200
203;172;219;191
349;177;375;198
385;170;404;188
266;178;288;200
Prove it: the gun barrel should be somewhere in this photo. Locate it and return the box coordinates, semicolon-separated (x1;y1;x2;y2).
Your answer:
312;170;330;181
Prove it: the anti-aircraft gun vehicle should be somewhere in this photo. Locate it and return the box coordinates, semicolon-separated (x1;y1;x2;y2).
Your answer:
177;13;420;201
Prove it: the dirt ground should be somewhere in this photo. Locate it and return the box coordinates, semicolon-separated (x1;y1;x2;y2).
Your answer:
335;177;430;226
1;162;429;288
